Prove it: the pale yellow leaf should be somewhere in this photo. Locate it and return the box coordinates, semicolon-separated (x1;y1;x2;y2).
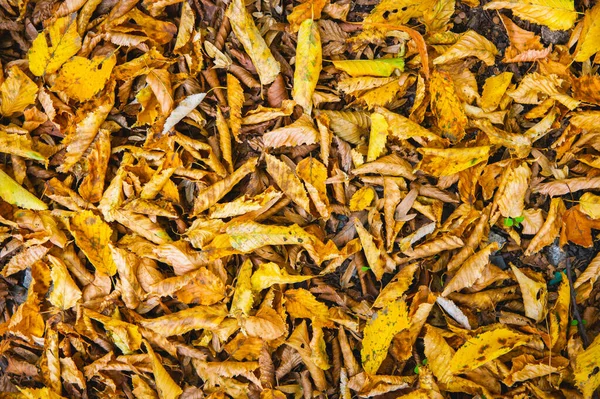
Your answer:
48;255;82;310
433;31;498;66
265;153;311;213
354;218;386;280
0;168;47;210
231;258;254;317
262;114;319;148
227;73;244;141
144;341;183;399
510;264;547;322
524;198;565;255
495;162;531;218
140;305;228;336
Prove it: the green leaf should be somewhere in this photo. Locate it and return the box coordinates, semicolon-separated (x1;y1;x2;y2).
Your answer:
571;319;579;326
514;215;525;224
503;217;514;227
361;266;371;272
414;365;420;374
0;169;47;210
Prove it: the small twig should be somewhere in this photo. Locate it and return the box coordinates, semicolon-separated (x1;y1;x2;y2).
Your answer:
565;258;591;348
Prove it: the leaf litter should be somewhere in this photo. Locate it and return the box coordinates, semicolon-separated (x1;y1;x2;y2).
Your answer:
0;0;600;397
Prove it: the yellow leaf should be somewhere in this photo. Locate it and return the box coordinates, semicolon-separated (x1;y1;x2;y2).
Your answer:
484;0;576;31
574;252;600;302
417;146;490;177
285;288;333;328
84;308;143;354
18;388;67;399
480;72;513;112
373;263;420;308
429;70;468;143
292;19;321;114
144;341;183;399
220;221;338;264
48;255;82;310
367;113;388;162
28;15;82;76
59;85;114;173
52;54;116;101
508;72;579;110
450;327;530;373
524;197;565;255
296;157;330;218
0;66;38;116
0;168;47;210
433;31;498;66
140;305;228;336
231;258;254;317
265;153;311;213
361;299;409;374
495;162;531;218
423;325;454;384
69;210;117;276
146;68;173;114
332;57;405;77
580;192;600;219
287;0;328;32
0;131;47;163
209;188;283;219
349;186;376;211
510;264;547;322
227;73;244;141
193;157;258;214
174;0;194;51
549;274;570;352
574;333;600;399
364;0;430;27
442;242;499;296
250;262;313;292
262;114;319;148
377;106;442;142
504;354;568;386
226;0;280;85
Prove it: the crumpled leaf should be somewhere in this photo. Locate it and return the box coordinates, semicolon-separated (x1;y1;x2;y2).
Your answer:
510;264;548;323
442;242;499;296
262;115;319;148
251;262;313;292
483;0;576;31
433;31;498;66
480;72;512;112
361;299;409;374
265;154;311;213
579;192;600;220
140;305;228;336
285;288;333;328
